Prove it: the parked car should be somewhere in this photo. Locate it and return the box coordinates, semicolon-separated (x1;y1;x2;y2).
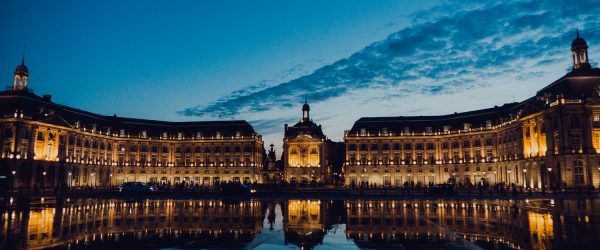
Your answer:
120;182;157;193
219;182;256;195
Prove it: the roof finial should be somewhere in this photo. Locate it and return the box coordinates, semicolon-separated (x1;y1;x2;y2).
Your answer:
22;32;27;65
576;28;580;38
304;99;307;104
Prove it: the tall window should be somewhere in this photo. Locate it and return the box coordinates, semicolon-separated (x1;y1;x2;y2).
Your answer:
573;159;584;184
486;149;493;161
570;133;582;152
416;152;423;164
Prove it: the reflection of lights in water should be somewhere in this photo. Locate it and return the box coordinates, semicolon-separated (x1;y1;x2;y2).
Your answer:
2;199;598;249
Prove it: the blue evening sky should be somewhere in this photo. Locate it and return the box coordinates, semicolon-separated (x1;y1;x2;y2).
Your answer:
1;0;599;149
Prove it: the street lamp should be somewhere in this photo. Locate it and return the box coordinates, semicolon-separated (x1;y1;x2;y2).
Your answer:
11;171;16;192
42;171;47;193
546;167;553;191
523;169;527;188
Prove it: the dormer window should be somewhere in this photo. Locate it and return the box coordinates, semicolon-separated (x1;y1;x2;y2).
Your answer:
216;131;222;139
360;128;367;136
425;127;433;135
235;131;241;138
463;123;471;130
381;128;389;136
106;127;111;135
404;127;410;135
196;132;203;138
74;121;80;129
162;132;168;139
119;129;125;137
443;126;450;133
177;132;183;139
91;124;97;132
485;120;492;129
141;130;147;138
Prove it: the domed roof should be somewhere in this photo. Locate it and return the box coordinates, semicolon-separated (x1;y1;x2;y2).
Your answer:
302;101;310;111
572;30;588;48
14;57;28;76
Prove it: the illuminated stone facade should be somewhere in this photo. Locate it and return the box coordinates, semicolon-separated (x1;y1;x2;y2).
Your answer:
343;32;600;189
0;63;265;189
283;102;339;183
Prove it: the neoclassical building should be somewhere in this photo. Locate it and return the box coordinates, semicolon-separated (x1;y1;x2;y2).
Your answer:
0;61;265;189
343;32;600;190
283;102;342;184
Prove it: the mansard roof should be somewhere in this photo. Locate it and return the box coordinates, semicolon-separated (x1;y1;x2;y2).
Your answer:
536;67;600;99
0;90;257;138
349;102;526;135
285;119;325;139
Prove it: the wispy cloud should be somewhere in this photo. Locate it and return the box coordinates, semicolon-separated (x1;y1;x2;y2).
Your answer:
180;0;600;144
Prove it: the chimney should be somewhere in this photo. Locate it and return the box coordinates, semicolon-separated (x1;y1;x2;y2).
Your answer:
42;94;52;102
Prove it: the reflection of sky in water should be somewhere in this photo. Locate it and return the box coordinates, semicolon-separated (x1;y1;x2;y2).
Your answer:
251;203;291;249
1;198;598;249
316;224;359;250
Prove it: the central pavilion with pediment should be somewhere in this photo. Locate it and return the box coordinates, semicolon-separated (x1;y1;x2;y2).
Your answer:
283;101;336;184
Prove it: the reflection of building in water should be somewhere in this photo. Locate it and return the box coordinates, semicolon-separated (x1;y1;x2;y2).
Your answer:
282;199;345;249
344;199;600;249
1;199;599;249
283;200;327;249
0;199;264;249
